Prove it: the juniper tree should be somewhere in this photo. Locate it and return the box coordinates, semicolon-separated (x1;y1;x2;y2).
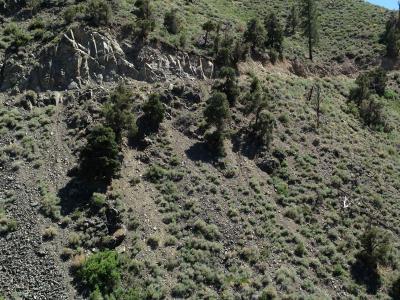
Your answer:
103;84;137;143
217;67;240;106
254;110;275;148
164;9;181;34
134;0;155;40
203;92;230;156
79;125;121;183
202;20;216;46
358;226;392;270
204;92;230;130
301;0;319;61
143;94;165;130
382;13;400;58
86;0;112;27
286;4;299;35
244;18;266;51
265;13;284;60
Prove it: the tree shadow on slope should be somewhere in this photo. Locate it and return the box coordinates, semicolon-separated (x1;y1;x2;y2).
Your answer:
58;168;108;216
231;127;263;160
350;254;382;295
130;115;163;151
185;141;218;163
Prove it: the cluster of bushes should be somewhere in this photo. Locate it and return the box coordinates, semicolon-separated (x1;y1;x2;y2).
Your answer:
349;68;388;129
243;13;284;63
202;72;275;157
79;84;164;183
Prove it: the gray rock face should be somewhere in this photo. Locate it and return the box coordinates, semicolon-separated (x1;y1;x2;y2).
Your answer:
25;26;213;91
1;58;27;90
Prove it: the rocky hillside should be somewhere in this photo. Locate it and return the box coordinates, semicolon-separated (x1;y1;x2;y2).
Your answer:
0;1;399;300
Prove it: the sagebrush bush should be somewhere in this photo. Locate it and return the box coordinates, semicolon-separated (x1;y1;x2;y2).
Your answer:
76;251;121;295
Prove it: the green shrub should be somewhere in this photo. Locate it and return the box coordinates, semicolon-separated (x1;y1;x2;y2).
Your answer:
260;286;278;300
42;226;58;240
294;241;306;257
4;23;32;48
76;251;121;295
145;164;169;183
147;235;160;249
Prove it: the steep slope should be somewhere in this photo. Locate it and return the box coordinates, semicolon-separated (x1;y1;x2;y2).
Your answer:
0;1;399;300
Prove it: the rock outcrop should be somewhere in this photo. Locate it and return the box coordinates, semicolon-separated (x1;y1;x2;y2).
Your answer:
24;27;213;91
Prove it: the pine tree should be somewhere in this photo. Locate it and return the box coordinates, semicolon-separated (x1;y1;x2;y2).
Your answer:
382;13;400;58
79;125;121;182
164;9;181;34
143;94;165;130
202;20;216;46
286;4;299;35
246;76;269;128
254;110;275;148
217;67;240;106
86;0;112;27
265;13;284;59
204;92;230;130
301;0;319;61
244;18;266;51
103;84;137;143
134;0;152;19
203;92;230;156
385;25;399;58
134;0;155;40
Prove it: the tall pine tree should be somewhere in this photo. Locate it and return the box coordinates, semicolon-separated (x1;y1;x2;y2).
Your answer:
382;12;400;58
301;0;318;61
286;5;299;35
265;13;284;59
